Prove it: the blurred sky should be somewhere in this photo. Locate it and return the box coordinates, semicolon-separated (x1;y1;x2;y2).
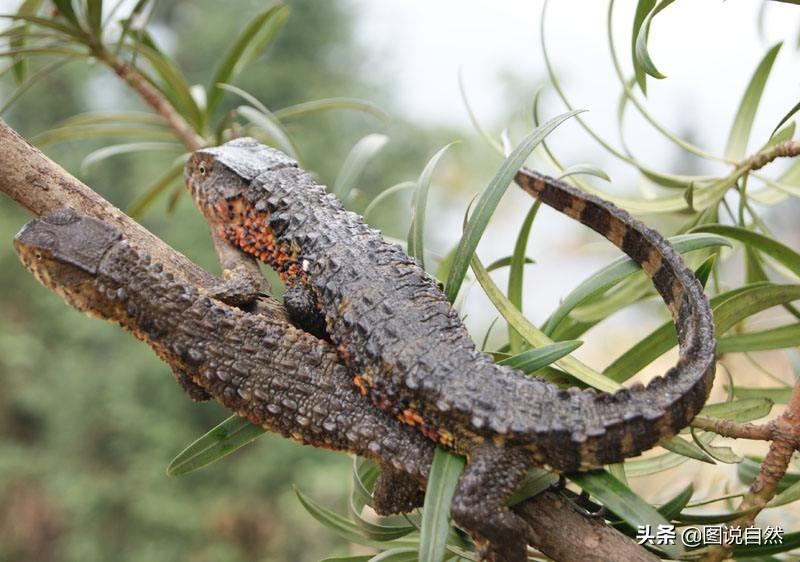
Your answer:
353;0;800;367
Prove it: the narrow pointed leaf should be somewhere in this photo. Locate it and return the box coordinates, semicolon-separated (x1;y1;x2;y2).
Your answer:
408;143;455;269
725;42;783;160
333;134;388;199
508;202;540;353
444;109;584;302
274;97;388;122
207;3;289;113
166;415;266;476
419;448;464;562
498;340;583;373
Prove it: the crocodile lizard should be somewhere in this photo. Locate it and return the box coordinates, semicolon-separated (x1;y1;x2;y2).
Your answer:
185;138;716;562
13;210;433;514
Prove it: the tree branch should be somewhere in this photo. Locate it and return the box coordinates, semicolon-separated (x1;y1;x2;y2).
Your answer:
702;382;800;561
0;119;657;562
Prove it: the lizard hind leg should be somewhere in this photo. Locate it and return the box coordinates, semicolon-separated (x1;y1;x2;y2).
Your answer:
372;462;425;515
451;442;532;562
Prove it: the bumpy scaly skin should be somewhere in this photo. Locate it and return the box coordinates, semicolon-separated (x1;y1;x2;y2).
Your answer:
186;138;716;562
13;210;434;512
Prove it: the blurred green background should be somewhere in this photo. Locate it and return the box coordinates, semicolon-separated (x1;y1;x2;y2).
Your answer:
0;1;466;560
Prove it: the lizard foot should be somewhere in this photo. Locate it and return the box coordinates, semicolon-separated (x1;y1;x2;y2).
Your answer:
372;463;425;515
208;276;262;309
451;443;531;562
172;368;211;402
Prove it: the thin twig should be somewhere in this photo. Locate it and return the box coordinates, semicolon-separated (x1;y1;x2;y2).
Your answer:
690;416;773;441
747;140;800;172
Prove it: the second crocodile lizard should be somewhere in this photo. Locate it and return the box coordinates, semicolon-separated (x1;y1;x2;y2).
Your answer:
185;138;716;562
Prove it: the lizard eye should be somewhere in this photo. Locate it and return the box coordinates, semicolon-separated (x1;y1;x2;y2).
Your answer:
198;162;207;177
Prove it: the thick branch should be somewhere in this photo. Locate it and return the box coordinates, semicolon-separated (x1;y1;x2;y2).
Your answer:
0;120;654;562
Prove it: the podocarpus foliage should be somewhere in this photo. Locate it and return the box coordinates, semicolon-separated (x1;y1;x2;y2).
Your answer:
1;1;800;561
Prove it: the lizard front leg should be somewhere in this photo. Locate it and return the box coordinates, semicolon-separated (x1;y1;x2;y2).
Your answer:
283;282;329;341
452;443;532;562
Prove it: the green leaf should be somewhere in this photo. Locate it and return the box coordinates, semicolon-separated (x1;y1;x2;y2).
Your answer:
408;143;455;270
86;0;102;34
127;159;185;218
543;233;730;336
692;224;800;279
52;110;167;128
508;202;540;353
206;3;289;114
237;105;299;160
0;12;86;40
52;0;80;27
661;436;715;464
10;0;45;84
419;448;464;562
368;548;419;562
32;124;176;145
80;141;184;173
363;181;415;221
0;58;70;114
733;386;792;404
557;163;611;182
717;323;800;354
497;340;582;374
485;255;534;273
690;429;741;464
444;109;584;303
114;0;153;53
631;0;656;94
166;415;266;476
319;556;372;562
633;0;674;93
771;99;800;139
296;488;399;550
658;484;693;520
273;97;388;123
458;68;503;155
471;253;620;392
698;398;773;423
725;42;783;160
570;470;684;558
332;133;389;200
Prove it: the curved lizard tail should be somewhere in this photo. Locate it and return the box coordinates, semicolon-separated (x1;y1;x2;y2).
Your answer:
515;169;716;471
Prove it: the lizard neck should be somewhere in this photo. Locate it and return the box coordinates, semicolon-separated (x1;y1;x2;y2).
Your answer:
94;241;197;343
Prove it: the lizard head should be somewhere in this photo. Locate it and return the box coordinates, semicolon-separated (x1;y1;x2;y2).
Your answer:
14;210;122;314
184;137;297;225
